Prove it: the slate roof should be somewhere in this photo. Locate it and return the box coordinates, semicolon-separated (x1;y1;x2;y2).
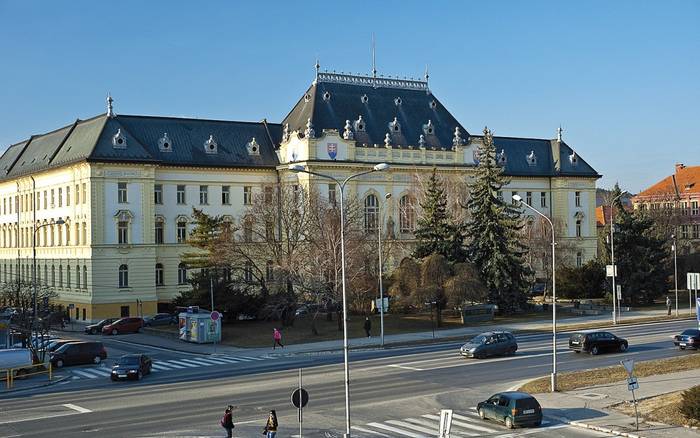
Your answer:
0;114;281;180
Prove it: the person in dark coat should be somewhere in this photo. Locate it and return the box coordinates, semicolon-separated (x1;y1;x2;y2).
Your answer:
264;410;278;438
221;405;234;437
363;317;372;338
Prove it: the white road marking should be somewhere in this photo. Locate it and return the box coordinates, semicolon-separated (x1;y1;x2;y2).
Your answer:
387;364;425;371
403;417;479;437
161;361;187;369
351;425;391;437
177;358;215;367
63;403;92;413
166;360;199;368
72;369;101;379
184;357;225;365
386;419;441;435
198;357;236;365
150;363;172;370
366;422;423;437
391;351;575;372
423;414;498;433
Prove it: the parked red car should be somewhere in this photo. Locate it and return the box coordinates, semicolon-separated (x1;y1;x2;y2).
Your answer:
102;317;144;335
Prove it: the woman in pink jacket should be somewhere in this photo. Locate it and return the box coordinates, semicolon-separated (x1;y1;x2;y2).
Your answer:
273;328;284;349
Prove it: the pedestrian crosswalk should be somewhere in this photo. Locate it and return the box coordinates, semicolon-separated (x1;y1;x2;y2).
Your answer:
352;409;551;437
69;354;269;380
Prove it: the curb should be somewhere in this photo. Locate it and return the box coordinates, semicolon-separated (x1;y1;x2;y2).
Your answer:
550;415;644;438
0;374;70;395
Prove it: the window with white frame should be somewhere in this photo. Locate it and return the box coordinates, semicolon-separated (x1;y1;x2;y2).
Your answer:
154;184;163;204
526;191;532;205
364;194;379;234
178;263;187;285
58;188;62;207
155;263;164;286
66;265;71;289
328;184;336;206
399;195;415;233
82;265;87;289
75;264;80;289
199;185;208;205
82;183;87;204
177;219;187;243
682;224;689;239
74;185;79;205
118;221;128;244
118;264;129;288
575;191;581;207
222;186;230;205
693;224;699;239
176;185;186;204
576;252;583;267
118;182;127;203
244;186;252;205
155;217;164;244
692;201;699;216
66;186;70;206
575;219;582;237
540;191;547;208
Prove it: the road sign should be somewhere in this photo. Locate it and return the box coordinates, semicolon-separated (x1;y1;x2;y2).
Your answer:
439;409;453;438
606;265;617;277
291;388;309;409
620;359;635;376
210;311;220;321
688;273;700;290
627;377;639;391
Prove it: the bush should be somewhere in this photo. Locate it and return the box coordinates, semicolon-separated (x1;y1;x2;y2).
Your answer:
680;385;700;421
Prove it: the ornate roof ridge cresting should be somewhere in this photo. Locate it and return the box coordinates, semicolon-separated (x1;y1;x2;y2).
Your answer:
316;72;428;91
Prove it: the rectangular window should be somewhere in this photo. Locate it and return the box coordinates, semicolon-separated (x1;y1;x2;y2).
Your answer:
154;184;163;205
118;182;128;203
264;186;273;204
177;185;186;204
693;224;700;239
681;202;688;215
511;191;518;205
243;186;252;205
540;191;547;208
221;186;230;205
118;221;128;244
50;189;55;207
66;186;70;206
177;221;187;243
575;191;581;208
82;183;87;204
199;185;208;205
328;183;337;205
58;188;62;207
155;221;164;244
681;224;689;239
526;191;532;205
75;184;80;205
692;201;699;216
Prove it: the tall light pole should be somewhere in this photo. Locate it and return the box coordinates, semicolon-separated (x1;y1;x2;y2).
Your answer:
33;218;65;336
513;194;557;392
289;162;390;437
377;193;391;348
609;191;628;324
672;234;678;316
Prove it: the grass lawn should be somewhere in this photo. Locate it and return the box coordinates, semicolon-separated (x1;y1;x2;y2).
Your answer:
613;389;700;428
519;354;700;394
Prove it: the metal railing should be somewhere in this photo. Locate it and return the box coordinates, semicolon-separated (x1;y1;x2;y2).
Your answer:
1;362;52;389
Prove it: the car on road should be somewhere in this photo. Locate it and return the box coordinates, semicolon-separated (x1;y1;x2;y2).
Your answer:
477;391;542;429
50;341;107;368
460;331;518;358
111;354;152;381
673;329;700;350
143;313;176;327
569;331;628;355
85;318;118;335
102;317;144;335
46;339;79;353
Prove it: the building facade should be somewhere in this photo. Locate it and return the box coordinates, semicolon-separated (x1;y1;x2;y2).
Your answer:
0;70;600;322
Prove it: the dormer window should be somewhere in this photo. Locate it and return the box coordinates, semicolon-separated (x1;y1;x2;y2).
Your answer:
303;93;311;103
429;100;437;109
247;137;260;156
158;133;172;152
322;91;331;101
569;151;578;166
204;134;218;154
497;149;507;166
389;117;401;133
394;97;402;106
361;94;369;104
112;129;126;149
423;120;435;136
353;115;366;132
526;150;537;166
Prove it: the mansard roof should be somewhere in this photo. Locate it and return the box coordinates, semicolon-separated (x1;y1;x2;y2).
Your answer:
283;72;467;150
0;114;281;180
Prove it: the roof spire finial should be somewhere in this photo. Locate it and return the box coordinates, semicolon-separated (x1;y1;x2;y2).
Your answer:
314;58;320;83
557;125;563;142
424;64;429;82
371;33;377;78
107;93;114;118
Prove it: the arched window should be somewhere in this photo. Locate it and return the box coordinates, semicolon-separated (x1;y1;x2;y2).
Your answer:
75;264;80;289
364;194;379;234
51;265;55;287
82;222;87;245
177;263;187;285
155;263;164;286
155;217;164;244
399;195;415;234
82;265;88;289
58;265;63;287
44;265;48;285
118;264;129;288
66;265;71;288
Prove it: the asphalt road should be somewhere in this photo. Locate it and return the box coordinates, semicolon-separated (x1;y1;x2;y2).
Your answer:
0;319;694;437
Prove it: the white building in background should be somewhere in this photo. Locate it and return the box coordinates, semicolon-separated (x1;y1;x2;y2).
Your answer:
0;68;599;322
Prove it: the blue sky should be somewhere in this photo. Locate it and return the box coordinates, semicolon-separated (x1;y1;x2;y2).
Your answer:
0;1;698;192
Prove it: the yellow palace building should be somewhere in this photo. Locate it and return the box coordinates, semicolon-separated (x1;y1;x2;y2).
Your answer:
0;68;600;322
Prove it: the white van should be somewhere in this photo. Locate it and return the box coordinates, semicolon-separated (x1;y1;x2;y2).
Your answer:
0;349;35;378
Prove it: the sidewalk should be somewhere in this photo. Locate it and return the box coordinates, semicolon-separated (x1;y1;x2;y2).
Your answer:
56;307;691;357
536;369;700;437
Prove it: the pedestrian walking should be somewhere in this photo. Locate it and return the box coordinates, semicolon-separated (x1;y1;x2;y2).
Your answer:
220;405;235;437
273;328;284;349
363;316;372;338
263;410;278;438
666;296;672;316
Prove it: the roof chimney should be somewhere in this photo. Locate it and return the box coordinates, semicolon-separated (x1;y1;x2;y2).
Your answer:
675;163;685;173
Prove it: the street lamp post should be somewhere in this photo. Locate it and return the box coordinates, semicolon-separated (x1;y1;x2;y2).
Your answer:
608;192;627;324
672;234;678;317
33;218;65;337
513;194;557;392
289;162;390;437
377;193;391;348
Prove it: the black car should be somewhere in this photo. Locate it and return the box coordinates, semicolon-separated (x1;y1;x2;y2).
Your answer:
673;329;700;350
111;354;152;381
569;331;628;355
85;318;118;335
50;341;107;367
460;331;518;359
477;392;542;429
143;313;176;327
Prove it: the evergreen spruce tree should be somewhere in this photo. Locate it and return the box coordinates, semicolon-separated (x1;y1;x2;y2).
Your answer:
412;168;466;262
465;127;532;314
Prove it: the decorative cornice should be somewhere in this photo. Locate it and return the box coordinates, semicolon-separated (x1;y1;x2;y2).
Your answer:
317;72;428;91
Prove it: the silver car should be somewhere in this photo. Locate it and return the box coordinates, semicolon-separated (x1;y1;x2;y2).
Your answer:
460;331;518;359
